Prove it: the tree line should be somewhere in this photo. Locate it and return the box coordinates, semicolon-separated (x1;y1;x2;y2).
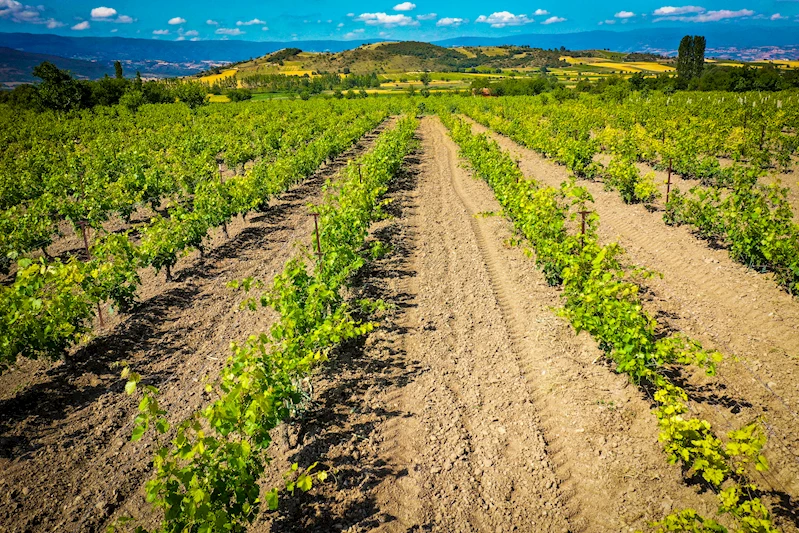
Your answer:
0;61;209;111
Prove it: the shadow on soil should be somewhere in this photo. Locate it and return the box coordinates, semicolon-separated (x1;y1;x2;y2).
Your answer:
648;371;799;530
0;162;340;460
266;150;433;532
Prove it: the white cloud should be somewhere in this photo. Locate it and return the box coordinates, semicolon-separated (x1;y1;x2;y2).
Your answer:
653;6;704;16
542;15;566;24
71;20;90;30
346;12;354;17
215;27;244;35
437;17;465;26
236;18;266;26
393;2;416;11
533;9;549;16
168;17;186;25
152;29;169;35
91;7;134;24
0;1;63;27
475;11;533;28
0;0;22;14
356;12;419;26
184;29;198;36
694;9;753;21
337;22;344;27
262;26;268;30
416;13;437;20
602;19;616;24
206;19;219;25
90;6;116;19
615;11;635;18
770;13;787;20
654;7;755;22
343;28;365;39
110;28;117;32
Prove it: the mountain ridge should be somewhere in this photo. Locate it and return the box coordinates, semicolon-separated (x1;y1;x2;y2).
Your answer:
0;47;113;83
0;24;797;84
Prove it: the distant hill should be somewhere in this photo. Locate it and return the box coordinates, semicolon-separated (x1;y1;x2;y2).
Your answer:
0;25;796;84
0;33;386;80
431;26;799;59
0;47;112;84
230;42;569;75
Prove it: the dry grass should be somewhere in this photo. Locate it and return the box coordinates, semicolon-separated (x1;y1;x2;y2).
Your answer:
454;47;477;58
481;47;510;57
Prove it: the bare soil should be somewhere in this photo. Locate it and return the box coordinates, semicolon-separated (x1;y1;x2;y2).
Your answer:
2;115;797;533
0;121;392;533
249;118;731;532
468;117;799;530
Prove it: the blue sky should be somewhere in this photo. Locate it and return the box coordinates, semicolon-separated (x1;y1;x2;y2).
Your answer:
0;1;797;41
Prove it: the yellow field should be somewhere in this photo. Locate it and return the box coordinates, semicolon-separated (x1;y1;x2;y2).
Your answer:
199;69;238;84
208;94;231;103
560;56;596;64
769;60;799;68
626;62;675;72
560;56;675;73
281;70;315;77
592;62;641;72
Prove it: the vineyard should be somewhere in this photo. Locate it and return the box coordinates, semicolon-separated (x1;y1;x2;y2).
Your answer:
0;90;798;533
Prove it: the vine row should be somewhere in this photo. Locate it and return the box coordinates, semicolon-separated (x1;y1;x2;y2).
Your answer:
440;112;778;533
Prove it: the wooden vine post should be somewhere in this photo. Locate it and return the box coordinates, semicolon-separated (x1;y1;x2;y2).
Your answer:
311;213;323;262
219;173;229;238
666;158;673;205
579;210;591;249
78;220;104;327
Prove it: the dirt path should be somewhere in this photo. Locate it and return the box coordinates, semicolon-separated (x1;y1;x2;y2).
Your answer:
0;120;393;533
467;117;799;522
256;117;727;532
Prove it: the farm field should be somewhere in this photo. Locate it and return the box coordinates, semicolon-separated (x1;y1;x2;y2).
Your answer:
560;55;676;74
1;91;798;533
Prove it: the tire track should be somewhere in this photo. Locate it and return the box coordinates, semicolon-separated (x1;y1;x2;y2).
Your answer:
429;116;724;532
464;117;799;497
371;118;571;532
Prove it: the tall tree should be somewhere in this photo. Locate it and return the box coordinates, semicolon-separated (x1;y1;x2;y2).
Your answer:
692;35;706;79
677;35;693;80
677;35;706;80
114;60;124;80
